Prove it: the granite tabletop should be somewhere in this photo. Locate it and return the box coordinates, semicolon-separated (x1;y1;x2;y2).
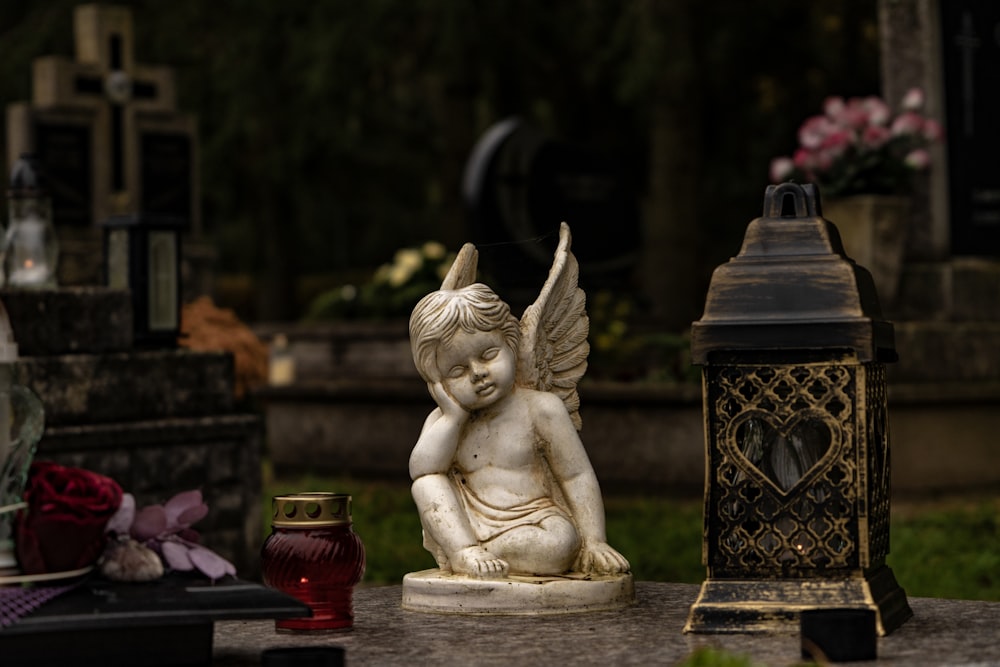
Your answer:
213;581;1000;666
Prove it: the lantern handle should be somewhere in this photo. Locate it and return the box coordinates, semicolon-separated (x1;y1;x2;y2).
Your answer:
763;182;822;218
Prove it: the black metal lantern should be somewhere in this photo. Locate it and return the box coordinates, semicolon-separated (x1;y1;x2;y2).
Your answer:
103;214;181;347
684;183;911;635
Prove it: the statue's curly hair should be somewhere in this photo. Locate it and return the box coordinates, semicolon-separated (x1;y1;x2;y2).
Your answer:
409;283;520;383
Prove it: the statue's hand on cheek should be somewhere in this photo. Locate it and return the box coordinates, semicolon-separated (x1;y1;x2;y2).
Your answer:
429;381;469;423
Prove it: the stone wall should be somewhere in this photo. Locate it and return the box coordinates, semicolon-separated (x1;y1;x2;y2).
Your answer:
257;321;1000;496
258;378;704;495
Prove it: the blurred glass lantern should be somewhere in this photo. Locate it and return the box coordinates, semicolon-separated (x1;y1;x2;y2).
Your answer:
103;214;181;347
684;183;912;636
5;154;59;288
0;298;45;575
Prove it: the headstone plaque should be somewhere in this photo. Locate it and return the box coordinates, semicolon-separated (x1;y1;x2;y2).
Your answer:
140;128;195;223
464;118;640;300
939;0;1000;255
31;117;92;228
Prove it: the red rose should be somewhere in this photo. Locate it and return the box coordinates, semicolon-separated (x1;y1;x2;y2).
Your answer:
15;461;123;574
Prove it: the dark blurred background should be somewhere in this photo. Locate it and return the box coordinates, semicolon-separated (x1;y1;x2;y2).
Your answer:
0;0;880;325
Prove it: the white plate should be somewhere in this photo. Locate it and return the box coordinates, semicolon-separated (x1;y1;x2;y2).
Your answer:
0;565;93;586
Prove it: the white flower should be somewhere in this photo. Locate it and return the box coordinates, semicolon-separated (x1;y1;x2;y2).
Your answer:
861;96;891;126
903;148;931;170
394;248;423;272
769;157;796;183
901;87;925;111
388;263;416;287
422;241;446;260
373;263;393;284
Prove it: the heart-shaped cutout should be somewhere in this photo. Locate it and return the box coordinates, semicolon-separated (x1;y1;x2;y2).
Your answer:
731;413;833;494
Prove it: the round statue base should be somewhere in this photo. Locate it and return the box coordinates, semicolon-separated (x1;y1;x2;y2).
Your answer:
401;568;635;615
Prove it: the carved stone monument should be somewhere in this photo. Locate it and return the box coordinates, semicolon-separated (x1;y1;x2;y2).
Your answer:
401;223;634;614
5;3;210;291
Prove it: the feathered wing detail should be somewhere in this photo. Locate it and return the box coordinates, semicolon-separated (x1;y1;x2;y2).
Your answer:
517;222;589;430
440;242;478;290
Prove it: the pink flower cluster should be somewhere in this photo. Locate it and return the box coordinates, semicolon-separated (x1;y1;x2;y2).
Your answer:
770;88;943;197
108;489;236;581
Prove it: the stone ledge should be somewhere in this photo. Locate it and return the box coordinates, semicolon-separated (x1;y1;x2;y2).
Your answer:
892;258;1000;322
258;380;704;493
18;349;236;425
889;381;1000;404
891;321;1000;383
258;374;1000;494
1;287;133;355
254;320;414;381
213;582;1000;665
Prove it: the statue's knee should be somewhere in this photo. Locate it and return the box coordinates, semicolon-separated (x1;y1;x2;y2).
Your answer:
546;516;580;545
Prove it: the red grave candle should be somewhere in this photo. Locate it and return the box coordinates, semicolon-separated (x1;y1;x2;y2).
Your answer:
261;493;365;631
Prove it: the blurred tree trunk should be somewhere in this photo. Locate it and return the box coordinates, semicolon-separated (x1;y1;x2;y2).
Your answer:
639;0;704;331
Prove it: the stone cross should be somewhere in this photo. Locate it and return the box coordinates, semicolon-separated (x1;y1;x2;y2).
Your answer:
878;0;1000;258
940;1;1000;247
5;4;198;232
952;10;981;139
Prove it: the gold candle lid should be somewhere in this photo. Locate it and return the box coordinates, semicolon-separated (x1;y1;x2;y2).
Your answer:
272;492;352;528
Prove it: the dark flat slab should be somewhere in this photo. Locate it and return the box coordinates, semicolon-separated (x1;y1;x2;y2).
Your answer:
0;574;309;666
18;349;236;425
213;581;1000;666
1;287;133;355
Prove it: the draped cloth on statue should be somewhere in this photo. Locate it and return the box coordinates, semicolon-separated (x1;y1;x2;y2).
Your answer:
421;470;569;568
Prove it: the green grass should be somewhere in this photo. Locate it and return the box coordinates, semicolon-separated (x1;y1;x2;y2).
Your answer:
262;467;1000;600
262;469;435;584
675;647;770;667
602;493;705;584
888;496;1000;601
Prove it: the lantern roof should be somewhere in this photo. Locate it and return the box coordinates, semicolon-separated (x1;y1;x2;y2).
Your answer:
691;183;896;364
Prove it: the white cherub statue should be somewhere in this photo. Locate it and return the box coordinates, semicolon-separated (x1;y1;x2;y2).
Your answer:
406;223;630;594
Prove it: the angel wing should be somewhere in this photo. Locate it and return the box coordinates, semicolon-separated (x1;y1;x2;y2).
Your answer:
440;242;479;290
517;222;589;430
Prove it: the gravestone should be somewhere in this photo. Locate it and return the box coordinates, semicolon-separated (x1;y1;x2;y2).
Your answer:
938;0;1000;254
463;118;641;309
5;3;207;290
1;5;260;575
874;0;1000;492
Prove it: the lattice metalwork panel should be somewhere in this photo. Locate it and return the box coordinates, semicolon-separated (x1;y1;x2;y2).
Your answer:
705;362;865;577
865;363;891;566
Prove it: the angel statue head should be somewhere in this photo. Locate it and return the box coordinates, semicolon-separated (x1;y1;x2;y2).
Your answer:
404;223;630;585
409;283;520;385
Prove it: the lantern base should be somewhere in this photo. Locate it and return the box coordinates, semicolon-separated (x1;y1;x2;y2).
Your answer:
401;569;635;615
684;564;912;636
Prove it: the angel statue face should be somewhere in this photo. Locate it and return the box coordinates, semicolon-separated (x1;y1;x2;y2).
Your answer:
410;283;521;412
435;328;516;411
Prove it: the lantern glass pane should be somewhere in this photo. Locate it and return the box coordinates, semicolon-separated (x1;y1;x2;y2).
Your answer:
107;229;129;289
5;196;57;288
147;231;177;331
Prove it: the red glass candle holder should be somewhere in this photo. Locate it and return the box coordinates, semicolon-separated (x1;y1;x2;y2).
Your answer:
261;493;365;632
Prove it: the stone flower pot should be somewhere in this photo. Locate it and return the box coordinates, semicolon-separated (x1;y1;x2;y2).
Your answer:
822;195;911;306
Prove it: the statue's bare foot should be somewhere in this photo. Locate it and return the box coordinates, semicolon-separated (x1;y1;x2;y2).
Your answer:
451;546;509;579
